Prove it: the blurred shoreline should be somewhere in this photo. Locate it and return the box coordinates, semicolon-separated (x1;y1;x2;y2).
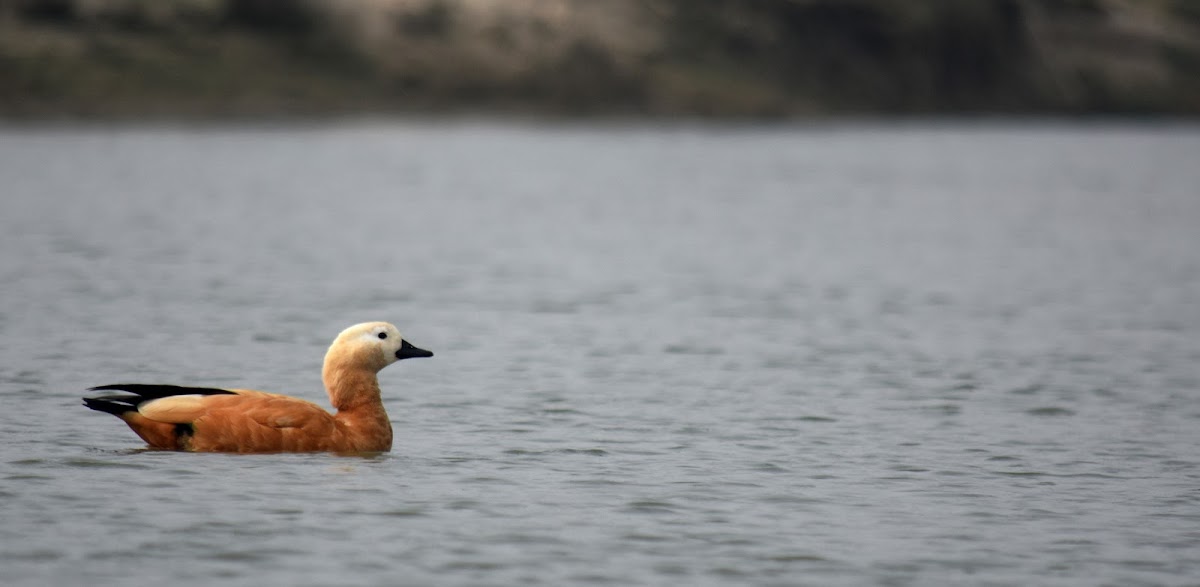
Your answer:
2;0;1198;120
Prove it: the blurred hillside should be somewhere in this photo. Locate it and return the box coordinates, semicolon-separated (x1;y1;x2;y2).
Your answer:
1;0;1198;118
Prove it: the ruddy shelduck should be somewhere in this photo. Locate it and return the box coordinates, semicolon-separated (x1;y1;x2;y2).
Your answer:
83;322;432;453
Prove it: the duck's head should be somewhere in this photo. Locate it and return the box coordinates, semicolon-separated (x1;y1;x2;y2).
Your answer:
325;321;433;373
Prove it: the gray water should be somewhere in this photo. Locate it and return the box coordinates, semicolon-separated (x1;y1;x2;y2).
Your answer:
1;121;1198;587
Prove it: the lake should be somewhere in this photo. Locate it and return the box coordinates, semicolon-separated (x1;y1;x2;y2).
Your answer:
1;120;1198;586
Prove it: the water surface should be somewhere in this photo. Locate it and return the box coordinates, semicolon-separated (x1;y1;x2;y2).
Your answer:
1;121;1199;586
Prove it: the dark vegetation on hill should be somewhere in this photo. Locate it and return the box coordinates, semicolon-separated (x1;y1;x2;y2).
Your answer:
1;0;1197;118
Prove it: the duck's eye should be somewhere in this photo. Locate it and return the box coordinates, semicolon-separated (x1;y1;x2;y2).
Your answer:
378;332;388;340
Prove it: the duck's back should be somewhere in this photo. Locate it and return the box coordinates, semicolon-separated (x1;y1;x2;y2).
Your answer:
85;385;349;453
149;391;343;453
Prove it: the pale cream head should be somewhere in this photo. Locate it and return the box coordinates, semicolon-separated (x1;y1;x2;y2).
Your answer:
325;322;432;374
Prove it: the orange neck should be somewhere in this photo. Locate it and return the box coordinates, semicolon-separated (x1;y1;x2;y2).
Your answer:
325;366;393;452
325;367;380;410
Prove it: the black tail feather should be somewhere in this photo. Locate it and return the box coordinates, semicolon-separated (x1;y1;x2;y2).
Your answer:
82;396;141;416
83;384;237;416
87;384;237;399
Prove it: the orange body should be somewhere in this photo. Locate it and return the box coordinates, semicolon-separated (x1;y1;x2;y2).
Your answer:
84;322;431;454
117;389;392;453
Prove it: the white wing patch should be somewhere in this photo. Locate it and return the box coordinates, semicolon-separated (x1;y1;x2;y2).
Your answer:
139;395;210;423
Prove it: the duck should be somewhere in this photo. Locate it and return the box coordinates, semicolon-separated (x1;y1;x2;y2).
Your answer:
82;322;432;453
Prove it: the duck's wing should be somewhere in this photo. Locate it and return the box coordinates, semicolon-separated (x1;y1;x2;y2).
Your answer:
137;389;330;429
85;384;338;451
165;392;340;452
